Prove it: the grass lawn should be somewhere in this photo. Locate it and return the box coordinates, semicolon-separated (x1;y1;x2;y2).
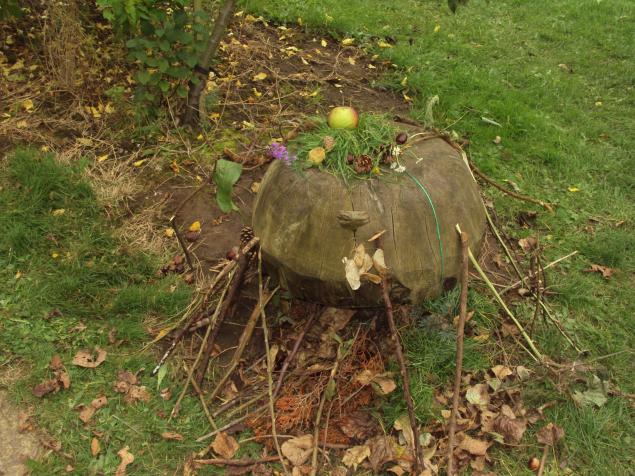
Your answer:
1;0;633;474
242;0;635;474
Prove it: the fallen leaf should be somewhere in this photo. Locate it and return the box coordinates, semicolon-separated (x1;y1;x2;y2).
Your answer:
188;221;201;232
458;434;490;456
72;347;107;368
212;432;239;459
372;248;388;274
584;264;616;279
40;434;62;452
319;307;355;332
536;423;564;446
518;236;538;252
343;257;361;290
49;355;64;371
124;385;150;404
132;159;145;167
366;435;396;472
115;446;134;476
516;366;531;380
567;186;580;192
320;39;327;47
253;72;268;81
377;40;392;48
360;272;382;284
491;365;513;380
78;395;108;423
341;38;354;46
160;387;172;400
91;437;101;457
394;414;414;448
33;379;60;398
572;375;608;408
342;445;370;470
281;434;313;466
494;416;527;443
113;370;138;393
339;411;378;440
162;431;184;441
22;99;34;111
18;411;34;432
466;383;490;407
52;208;65;216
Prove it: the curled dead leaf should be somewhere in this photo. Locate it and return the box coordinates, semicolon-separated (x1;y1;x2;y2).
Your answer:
212;432;239;459
115;446;134;476
536;423;564;446
372;248;388;274
343;257;361;290
458;434;490;456
72;347;107;368
281;434;313;466
342;445;370;470
91;437;101;457
360;272;382;284
162;431;184;441
466;383;490;407
494;415;527;443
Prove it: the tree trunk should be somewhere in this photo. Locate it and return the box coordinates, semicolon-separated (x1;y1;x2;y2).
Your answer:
182;0;236;126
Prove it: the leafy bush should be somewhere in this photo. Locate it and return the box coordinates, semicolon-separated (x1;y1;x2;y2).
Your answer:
96;0;212;114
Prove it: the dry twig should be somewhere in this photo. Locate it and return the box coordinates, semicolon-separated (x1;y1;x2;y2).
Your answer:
447;228;469;475
377;239;423;473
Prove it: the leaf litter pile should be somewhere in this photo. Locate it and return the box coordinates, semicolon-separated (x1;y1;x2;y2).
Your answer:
2;4;627;476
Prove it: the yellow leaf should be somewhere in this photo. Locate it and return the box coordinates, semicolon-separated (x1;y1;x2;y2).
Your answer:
253;72;268;81
15;270;22;279
188;221;201;232
40;146;50;152
568;186;580;192
104;103;115;114
401;76;408;87
170;160;180;174
297;17;303;26
164;228;174;238
245;14;257;23
196;134;204;140
367;64;376;69
22;99;34;111
595;101;602;107
347;57;356;65
434;24;441;33
52;208;65;216
252;87;262;97
209;112;220;120
51;252;60;259
234;10;244;16
133;159;145;167
16;120;28;128
320;39;327;47
300;56;309;65
403;93;412;102
377;40;392;48
341;38;354;46
97;154;108;162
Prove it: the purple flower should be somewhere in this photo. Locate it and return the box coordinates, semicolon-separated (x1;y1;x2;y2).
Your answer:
268;142;296;165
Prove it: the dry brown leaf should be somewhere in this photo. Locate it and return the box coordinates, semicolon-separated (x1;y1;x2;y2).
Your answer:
495;416;527;443
466;383;490;407
367;230;387;242
458;434;490;456
281;434;313;466
113;370;138;393
353;244;366;268
18;411;34;433
72;347;107;368
366;435;396;472
344;257;361;290
92;396;108;410
160;387;172;400
78;405;96;423
372;373;397;395
536;423;565;446
320;307;355;332
584;263;616;279
372;248;388;274
212;432;239;459
33;379;60;398
162;431;184;441
387;465;405;476
49;355;63;370
518;236;538;252
394;414;414;448
57;370;71;389
90;437;101;457
360;272;382;284
115;446;134;476
124;385;150;404
342;445;370;470
491;365;513;380
339;411;377;440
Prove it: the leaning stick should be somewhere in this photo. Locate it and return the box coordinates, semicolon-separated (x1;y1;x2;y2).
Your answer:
150;236;259;377
258;252;289;475
169;216;195;272
447;229;470;475
378;239;423;474
171;277;232;419
195;249;251;387
455;224;543;362
471;165;554;212
206;285;279;403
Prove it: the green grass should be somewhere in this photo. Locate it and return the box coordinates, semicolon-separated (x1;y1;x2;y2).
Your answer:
0;150;208;475
244;0;635;474
289;113;396;181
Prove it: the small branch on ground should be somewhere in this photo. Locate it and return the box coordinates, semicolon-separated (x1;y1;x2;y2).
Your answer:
169;216;195;272
377;238;423;474
500;250;578;295
194;456;281;466
537;444;549;476
447;228;469;476
258;251;289;475
471;164;554;212
195;246;251;387
171;277;233;419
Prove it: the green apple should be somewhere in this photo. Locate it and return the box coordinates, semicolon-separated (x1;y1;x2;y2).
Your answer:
327;106;359;130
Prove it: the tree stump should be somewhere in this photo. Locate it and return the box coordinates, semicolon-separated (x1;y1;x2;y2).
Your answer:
253;132;486;307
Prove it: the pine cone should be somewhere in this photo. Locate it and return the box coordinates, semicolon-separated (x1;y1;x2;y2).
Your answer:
353;155;373;174
240;226;254;247
323;135;336;152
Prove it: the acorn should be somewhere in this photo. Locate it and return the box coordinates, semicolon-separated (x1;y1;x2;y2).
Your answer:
396;132;408;144
528;457;540;472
